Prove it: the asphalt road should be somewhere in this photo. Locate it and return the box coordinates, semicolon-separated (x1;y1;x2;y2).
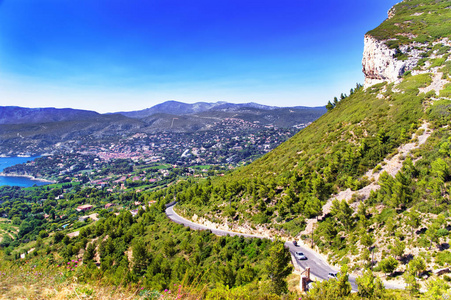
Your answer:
165;204;359;290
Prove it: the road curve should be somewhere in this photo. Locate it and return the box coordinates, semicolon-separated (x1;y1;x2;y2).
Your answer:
165;204;358;290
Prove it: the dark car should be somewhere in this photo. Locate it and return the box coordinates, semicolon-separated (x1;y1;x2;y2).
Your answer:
328;272;338;279
293;240;298;247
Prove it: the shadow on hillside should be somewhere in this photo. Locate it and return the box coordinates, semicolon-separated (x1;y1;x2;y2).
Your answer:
416;227;427;235
439;243;449;251
400;254;413;265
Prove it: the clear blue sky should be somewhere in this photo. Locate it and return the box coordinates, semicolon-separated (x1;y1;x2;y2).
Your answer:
0;0;399;113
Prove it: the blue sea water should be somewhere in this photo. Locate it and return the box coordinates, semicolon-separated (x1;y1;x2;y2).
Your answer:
0;156;49;187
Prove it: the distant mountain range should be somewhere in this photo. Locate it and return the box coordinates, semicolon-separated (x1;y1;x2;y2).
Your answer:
0;101;326;155
115;100;324;119
0;101;326;125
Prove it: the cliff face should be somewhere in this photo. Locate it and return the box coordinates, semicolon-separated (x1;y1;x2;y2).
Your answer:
362;35;423;88
362;0;451;89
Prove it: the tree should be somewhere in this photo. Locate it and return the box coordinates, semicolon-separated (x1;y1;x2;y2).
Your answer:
391;239;405;260
326;101;334;111
378;256;398;277
406;209;420;238
335;265;352;297
83;242;96;262
53;231;65;244
403;257;425;296
265;239;292;295
426;222;440;249
360;232;374;248
390;172;411;208
330;199;354;231
132;239;149;276
409;256;426;277
304;197;322;219
356;269;385;298
403;265;419;296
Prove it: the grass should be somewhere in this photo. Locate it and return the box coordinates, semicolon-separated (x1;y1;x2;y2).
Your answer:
430;57;447;69
23;181;81;191
439;83;451;98
0;218;18;243
396;73;432;94
441;61;451;77
0;258;146;299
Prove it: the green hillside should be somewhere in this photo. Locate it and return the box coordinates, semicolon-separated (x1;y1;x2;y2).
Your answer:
166;0;451;291
175;76;426;233
368;0;451;47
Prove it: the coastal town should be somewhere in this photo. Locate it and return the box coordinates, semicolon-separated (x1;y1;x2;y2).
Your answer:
1;121;308;189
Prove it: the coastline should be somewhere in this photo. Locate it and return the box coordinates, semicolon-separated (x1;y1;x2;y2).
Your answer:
0;172;55;184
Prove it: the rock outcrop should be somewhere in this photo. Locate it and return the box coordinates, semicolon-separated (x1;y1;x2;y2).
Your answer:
362;35;423;88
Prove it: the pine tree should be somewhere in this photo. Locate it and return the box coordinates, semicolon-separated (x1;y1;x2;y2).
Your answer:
265;240;292;295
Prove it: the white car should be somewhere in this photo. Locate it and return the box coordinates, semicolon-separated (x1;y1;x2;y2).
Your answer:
295;251;307;260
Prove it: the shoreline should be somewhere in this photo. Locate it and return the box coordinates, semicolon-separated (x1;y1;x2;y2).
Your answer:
0;172;55;184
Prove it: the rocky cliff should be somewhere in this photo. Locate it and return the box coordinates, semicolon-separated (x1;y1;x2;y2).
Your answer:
362;35;424;88
362;0;451;89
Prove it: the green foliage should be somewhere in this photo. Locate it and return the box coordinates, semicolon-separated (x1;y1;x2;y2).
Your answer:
378;256;398;276
427;99;451;126
367;0;451;46
306;265;351;299
439;83;451;98
435;250;451;267
430;57;446;68
396;73;432;95
355;269;385;299
265;240;293;295
423;278;451;299
175;69;424;230
391;240;405;260
409;256;426;277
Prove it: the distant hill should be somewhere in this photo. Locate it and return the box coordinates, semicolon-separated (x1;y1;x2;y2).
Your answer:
117;100;224;118
116;100;324;118
0;106;101;125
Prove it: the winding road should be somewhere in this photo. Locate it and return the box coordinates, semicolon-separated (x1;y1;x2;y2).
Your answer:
165;204;359;290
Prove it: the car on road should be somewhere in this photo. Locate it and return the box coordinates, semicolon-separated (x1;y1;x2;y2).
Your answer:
293;240;298;247
328;272;338;279
295;251;307;260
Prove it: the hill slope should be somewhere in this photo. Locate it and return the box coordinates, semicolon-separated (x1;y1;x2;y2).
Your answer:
0;106;101;125
170;0;451;283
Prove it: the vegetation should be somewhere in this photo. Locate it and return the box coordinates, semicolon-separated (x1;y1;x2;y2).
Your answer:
367;0;451;48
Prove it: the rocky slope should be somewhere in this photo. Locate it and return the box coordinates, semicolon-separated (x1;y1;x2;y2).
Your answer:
362;0;451;88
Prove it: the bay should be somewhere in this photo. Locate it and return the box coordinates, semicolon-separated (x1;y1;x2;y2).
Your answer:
0;156;50;187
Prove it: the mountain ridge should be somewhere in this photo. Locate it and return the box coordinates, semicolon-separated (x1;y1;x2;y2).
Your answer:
116;100;325;119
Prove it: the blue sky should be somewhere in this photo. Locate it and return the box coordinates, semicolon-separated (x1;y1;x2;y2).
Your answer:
0;0;399;113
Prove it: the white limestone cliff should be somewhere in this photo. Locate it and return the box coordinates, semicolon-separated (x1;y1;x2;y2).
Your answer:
362;35;423;88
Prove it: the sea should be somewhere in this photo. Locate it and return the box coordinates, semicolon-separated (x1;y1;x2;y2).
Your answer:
0;156;50;187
